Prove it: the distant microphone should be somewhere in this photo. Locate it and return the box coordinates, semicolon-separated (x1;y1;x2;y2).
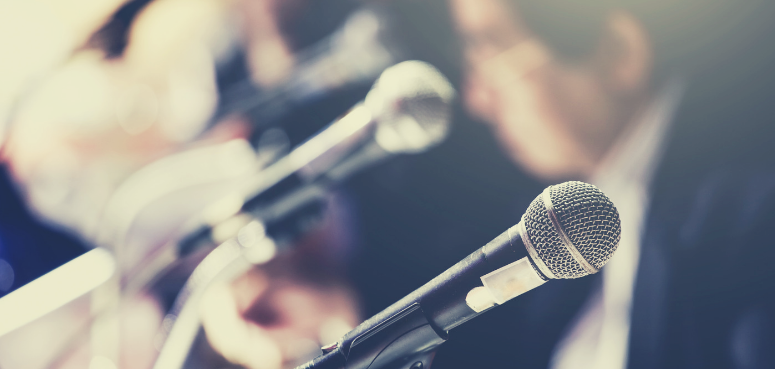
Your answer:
213;7;404;127
179;60;454;253
296;181;622;369
240;60;454;224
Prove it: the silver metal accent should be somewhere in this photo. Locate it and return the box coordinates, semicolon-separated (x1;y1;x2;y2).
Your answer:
321;341;339;354
517;219;556;279
541;187;598;275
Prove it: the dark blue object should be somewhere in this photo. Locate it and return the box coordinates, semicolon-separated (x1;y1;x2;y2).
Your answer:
0;165;87;297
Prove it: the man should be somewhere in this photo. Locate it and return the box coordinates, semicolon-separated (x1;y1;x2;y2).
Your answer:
438;0;775;368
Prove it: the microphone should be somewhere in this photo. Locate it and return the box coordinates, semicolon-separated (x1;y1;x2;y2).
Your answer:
240;59;454;238
296;181;622;369
213;7;404;128
178;60;454;254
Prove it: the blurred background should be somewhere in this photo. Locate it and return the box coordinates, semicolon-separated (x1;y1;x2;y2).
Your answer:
0;0;774;369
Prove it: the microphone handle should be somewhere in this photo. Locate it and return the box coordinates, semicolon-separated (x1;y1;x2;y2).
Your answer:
296;225;530;369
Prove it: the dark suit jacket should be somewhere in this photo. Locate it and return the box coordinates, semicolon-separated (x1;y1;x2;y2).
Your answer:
627;167;775;369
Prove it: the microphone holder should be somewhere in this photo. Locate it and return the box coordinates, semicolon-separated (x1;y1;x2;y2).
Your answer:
152;220;279;369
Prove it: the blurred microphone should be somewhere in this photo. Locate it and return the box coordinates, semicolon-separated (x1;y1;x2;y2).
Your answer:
213;7;404;127
147;61;454;369
296;181;622;369
179;60;454;254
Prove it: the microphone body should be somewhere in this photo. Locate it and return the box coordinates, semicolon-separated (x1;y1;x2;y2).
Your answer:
240;58;453;217
301;224;539;369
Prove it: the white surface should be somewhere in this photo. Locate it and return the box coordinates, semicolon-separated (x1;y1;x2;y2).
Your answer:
481;257;546;305
0;248;115;337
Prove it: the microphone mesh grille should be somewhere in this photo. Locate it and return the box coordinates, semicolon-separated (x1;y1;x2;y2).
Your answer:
524;181;621;279
368;61;455;154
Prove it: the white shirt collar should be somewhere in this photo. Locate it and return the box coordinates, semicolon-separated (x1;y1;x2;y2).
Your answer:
591;80;683;193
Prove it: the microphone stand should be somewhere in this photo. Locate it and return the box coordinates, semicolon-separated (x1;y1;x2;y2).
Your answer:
152;220;278;369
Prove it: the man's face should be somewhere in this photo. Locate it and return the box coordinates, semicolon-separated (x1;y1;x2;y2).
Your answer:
450;0;628;181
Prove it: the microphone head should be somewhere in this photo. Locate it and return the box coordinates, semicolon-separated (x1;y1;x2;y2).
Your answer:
522;181;621;279
365;61;455;154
